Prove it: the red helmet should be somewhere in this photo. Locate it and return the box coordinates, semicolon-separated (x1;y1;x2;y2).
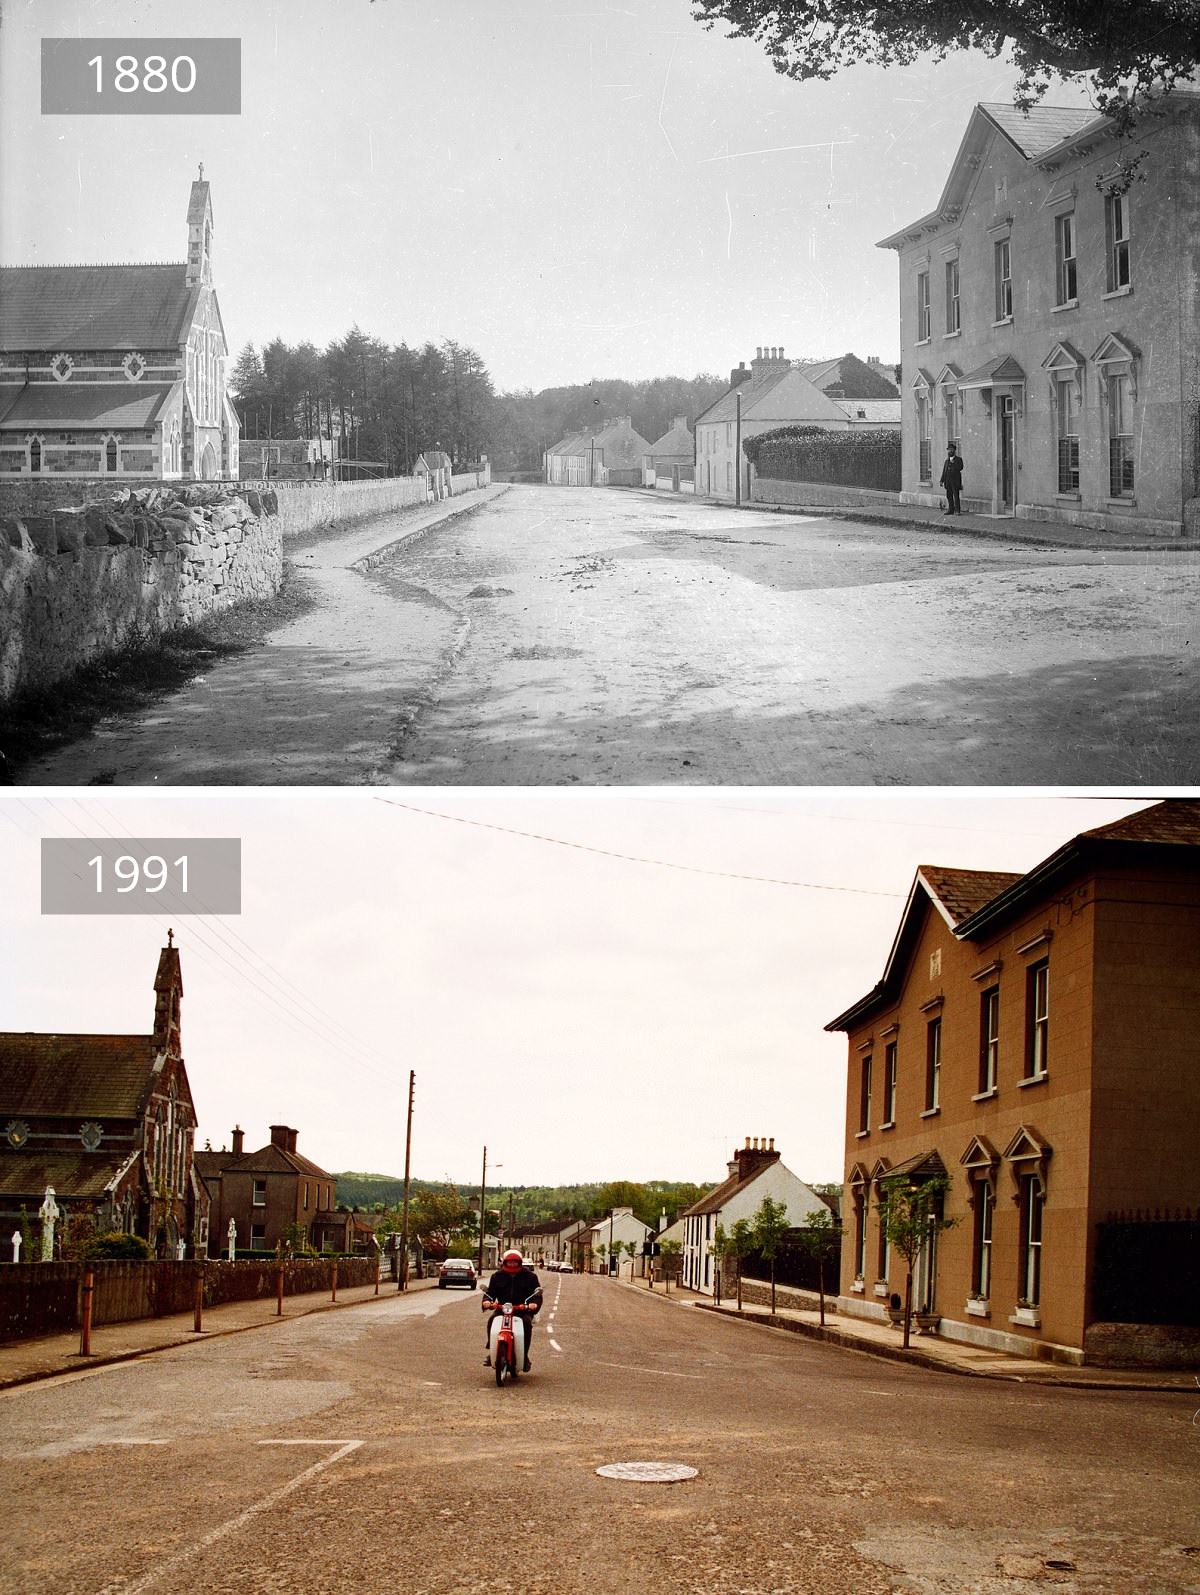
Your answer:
501;1249;523;1272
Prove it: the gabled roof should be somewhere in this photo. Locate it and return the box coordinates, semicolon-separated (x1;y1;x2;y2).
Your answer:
824;866;1020;1032
217;1141;334;1181
960;355;1027;388
647;419;694;455
827;801;1200;1032
877;102;1106;251
0;381;180;430
685;1158;781;1217
0;1034;161;1118
0;265;199;351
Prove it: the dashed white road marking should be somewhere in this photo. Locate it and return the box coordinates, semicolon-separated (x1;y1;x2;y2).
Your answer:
98;1440;362;1594
550;1339;563;1352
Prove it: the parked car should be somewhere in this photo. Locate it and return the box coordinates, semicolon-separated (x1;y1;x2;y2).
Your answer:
559;1261;574;1273
438;1259;478;1289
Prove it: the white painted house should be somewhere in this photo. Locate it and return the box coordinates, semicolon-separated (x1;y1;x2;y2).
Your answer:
583;1206;652;1275
682;1137;828;1296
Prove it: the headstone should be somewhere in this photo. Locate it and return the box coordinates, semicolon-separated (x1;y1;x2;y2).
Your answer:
39;1187;59;1261
227;1218;237;1260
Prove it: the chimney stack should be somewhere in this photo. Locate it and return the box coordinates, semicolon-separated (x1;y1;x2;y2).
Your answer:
231;1126;244;1157
270;1124;290;1149
730;362;751;388
734;1135;782;1181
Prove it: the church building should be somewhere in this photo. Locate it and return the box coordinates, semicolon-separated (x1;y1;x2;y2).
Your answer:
0;169;239;483
0;937;208;1259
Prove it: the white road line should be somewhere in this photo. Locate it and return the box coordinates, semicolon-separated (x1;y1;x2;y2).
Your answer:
593;1359;702;1380
87;1438;169;1446
550;1339;562;1352
97;1440;362;1594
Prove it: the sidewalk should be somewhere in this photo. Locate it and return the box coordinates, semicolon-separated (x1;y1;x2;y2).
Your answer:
0;1275;434;1391
629;1279;1197;1391
682;486;1200;554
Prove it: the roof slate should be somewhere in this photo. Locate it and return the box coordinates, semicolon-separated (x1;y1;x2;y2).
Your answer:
0;1034;159;1118
979;102;1100;159
0;265;195;351
918;866;1022;925
0;381;179;429
1080;798;1200;846
0;1150;138;1202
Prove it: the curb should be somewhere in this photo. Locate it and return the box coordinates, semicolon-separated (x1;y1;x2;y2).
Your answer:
693;1302;1196;1391
349;484;511;572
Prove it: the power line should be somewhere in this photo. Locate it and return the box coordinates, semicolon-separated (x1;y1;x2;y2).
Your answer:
373;797;906;896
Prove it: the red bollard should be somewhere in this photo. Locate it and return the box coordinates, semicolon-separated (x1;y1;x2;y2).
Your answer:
79;1270;94;1357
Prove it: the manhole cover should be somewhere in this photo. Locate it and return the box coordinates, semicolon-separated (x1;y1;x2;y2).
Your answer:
596;1462;698;1483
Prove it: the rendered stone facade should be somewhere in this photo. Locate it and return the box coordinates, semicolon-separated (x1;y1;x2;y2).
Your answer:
879;97;1200;534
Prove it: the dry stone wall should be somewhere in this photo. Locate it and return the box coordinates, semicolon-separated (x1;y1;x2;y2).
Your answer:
1;483;282;701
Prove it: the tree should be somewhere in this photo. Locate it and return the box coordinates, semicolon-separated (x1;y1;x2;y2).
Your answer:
658;1237;682;1292
410;1183;472;1255
876;1172;958;1349
794;1205;844;1327
691;0;1200;188
751;1195;791;1314
708;1221;730;1304
594;1241;608;1275
621;1238;640;1279
729;1217;754;1310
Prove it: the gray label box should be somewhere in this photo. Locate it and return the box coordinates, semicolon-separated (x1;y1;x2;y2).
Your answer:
41;39;241;115
41;839;241;914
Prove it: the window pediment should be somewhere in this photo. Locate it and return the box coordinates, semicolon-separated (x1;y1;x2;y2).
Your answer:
960;1135;999;1172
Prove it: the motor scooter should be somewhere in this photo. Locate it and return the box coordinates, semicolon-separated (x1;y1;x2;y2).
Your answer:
484;1296;536;1385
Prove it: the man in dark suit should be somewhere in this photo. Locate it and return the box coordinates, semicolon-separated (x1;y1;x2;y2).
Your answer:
940;443;964;515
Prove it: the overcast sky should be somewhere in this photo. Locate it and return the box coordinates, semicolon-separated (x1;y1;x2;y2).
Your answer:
1;0;1099;392
0;788;1161;1195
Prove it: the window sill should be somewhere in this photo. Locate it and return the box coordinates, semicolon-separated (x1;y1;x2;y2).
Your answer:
965;1298;991;1319
1051;299;1079;313
1055;493;1081;503
971;1088;998;1103
1010;1306;1041;1328
1106;497;1137;509
1018;1071;1048;1088
873;1281;890;1298
1103;285;1132;300
855;1129;871;1140
915;338;931;348
920;1107;941;1119
993;316;1013;329
879;1121;896;1132
851;1277;865;1294
943;329;962;339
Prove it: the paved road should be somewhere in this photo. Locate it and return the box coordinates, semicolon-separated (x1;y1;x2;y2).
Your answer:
24;486;1200;785
1;1274;1196;1594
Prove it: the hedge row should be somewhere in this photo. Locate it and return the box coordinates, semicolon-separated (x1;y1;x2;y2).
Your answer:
744;426;901;492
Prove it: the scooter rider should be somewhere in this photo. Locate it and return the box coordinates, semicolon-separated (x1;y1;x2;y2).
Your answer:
483;1249;542;1371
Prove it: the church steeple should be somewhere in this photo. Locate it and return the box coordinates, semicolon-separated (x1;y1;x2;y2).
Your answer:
185;166;213;287
152;931;184;1057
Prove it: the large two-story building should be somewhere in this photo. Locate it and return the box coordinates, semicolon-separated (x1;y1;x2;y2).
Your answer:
878;95;1200;535
827;800;1200;1367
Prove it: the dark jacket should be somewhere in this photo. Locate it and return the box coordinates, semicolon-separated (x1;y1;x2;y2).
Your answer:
484;1266;542;1310
940;452;964;489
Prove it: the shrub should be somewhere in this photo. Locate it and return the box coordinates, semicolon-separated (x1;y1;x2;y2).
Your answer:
83;1231;154;1260
744;426;901;491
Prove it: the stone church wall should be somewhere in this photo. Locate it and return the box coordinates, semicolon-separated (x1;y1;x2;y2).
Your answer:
0;484;282;701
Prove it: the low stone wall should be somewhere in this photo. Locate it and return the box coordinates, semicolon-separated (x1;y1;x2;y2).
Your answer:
243;463;492;538
0;1256;380;1342
1084;1321;1200;1368
753;477;901;511
1;483;282;702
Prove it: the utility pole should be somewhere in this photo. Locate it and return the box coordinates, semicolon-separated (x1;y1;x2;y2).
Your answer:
477;1146;487;1274
398;1069;414;1292
735;388;743;507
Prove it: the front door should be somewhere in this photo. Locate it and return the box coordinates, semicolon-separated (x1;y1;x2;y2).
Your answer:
999;396;1016;512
